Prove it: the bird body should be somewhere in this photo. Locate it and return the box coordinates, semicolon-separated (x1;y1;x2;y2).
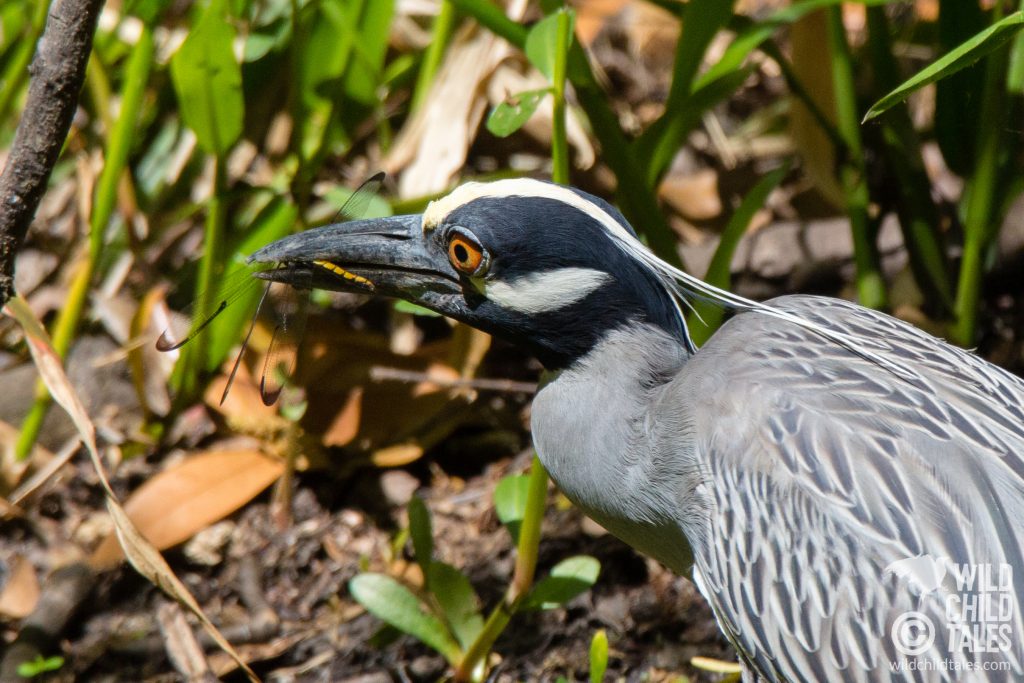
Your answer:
534;295;1024;681
251;178;1024;681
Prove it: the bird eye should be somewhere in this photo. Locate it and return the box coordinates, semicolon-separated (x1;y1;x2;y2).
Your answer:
448;234;487;275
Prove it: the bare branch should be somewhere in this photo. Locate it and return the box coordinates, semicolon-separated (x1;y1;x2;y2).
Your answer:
0;0;105;308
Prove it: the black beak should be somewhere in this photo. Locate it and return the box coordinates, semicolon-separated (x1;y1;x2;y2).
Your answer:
247;214;463;304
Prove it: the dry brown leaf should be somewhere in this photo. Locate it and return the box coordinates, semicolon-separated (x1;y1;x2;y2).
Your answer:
321;387;363;447
385;0;528;196
205;361;286;435
371;443;425;468
0;556;40;619
3;296;260;682
0;419;53;493
128;285;174;416
104;498;260;681
298;322;471;457
659;169;722;222
574;0;630;46
90;449;284;569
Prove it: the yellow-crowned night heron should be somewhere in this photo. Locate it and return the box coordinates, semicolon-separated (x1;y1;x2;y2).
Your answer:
250;179;1024;682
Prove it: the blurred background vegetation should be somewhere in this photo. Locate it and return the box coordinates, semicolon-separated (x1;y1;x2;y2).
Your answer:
1;0;1023;680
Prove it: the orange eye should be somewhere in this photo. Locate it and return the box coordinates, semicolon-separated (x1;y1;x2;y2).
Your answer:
448;235;486;275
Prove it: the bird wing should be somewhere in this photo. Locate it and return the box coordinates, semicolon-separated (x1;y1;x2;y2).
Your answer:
667;295;1024;682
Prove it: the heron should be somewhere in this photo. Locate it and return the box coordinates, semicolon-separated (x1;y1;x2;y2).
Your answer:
249;178;1024;682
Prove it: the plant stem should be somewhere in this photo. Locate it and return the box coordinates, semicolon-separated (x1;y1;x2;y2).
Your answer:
952;34;1008;346
411;0;456;113
550;9;570;185
865;7;952;313
172;154;228;398
825;6;887;310
455;455;548;681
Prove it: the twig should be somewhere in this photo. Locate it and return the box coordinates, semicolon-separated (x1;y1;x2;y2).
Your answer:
10;437;81;506
369;366;536;393
0;0;105;308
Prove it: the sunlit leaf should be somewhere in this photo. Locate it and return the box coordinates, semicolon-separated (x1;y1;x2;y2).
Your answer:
346;0;395;104
865;11;1024;122
394;300;442;317
428;561;484;650
589;629;608;683
349;573;462;664
494;474;530;544
523;555;600;610
525;9;575;82
169;0;244;156
486;88;551;138
694;0;893;92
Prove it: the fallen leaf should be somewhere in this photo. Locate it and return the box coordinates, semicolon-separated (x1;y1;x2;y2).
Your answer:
90;449;284;569
4;295;261;682
371;443;425;468
659;169;722;222
104;498;260;681
0;556;40;619
128;285;175;417
321;387;363;447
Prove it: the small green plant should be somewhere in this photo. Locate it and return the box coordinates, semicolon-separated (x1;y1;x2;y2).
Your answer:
350;477;600;682
16;654;64;679
589;628;609;683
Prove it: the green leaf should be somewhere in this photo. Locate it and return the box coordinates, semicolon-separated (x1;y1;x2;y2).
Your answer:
1008;29;1024;94
169;0;244;156
204;197;297;372
525;9;575;82
345;0;395;104
407;496;433;577
394;300;442;317
694;0;892;92
494;474;531;544
589;629;609;683
523;555;600;610
428;561;484;650
349;573;462;664
865;11;1024;122
486;88;551;138
689;163;789;346
16;654;64;678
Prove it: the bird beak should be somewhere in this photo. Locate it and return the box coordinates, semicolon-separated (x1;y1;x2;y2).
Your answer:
247;214;463;306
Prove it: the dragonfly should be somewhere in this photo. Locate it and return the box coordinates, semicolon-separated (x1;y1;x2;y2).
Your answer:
157;172;386;406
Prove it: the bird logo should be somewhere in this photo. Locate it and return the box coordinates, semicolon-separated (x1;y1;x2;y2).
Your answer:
884;555;949;595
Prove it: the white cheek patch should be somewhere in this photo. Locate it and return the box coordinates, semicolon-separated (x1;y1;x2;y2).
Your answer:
484;267;611;314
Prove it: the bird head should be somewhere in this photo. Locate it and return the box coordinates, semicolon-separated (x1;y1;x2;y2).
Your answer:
249;179;690;370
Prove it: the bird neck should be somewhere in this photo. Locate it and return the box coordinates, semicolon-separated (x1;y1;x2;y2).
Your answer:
531;324;696;574
522;273;693;372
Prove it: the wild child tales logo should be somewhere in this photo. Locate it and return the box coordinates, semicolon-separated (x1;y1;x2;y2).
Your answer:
885;555;1015;672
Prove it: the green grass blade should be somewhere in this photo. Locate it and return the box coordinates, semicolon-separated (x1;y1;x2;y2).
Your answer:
407;495;433;578
865;11;1024;122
